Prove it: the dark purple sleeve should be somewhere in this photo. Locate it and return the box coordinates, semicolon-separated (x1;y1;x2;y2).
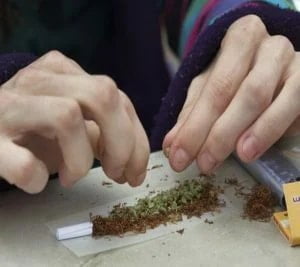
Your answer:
150;1;300;151
0;53;36;84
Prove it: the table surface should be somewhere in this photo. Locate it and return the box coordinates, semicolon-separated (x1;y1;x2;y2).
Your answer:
1;151;300;267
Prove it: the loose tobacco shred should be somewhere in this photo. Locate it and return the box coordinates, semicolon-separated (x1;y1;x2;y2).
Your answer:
151;164;163;170
102;181;113;186
224;178;239;186
243;185;276;222
222;177;277;222
91;180;222;237
176;229;184;235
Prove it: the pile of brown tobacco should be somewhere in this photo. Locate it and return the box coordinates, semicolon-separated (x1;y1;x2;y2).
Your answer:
243;185;276;222
91;179;223;237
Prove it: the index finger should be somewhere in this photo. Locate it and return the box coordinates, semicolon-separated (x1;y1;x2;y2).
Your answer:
168;15;268;172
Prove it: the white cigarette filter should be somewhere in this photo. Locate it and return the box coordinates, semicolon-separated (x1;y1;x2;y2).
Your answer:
56;222;93;241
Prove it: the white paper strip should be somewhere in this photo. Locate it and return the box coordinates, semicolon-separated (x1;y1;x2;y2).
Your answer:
47;158;230;257
48;184;229;257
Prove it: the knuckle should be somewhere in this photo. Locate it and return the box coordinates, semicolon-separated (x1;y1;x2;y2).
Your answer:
260;117;282;139
56;100;82;129
42;50;66;64
120;91;134;115
272;35;293;49
209;128;232;156
14;66;43;87
209;76;233;112
243;15;265;31
90;75;119;111
97;75;117;88
41;50;82;72
226;15;266;44
244;78;271;110
233;15;265;33
262;35;293;53
270;35;294;59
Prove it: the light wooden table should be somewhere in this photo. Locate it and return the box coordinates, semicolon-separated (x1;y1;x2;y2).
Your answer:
1;151;299;267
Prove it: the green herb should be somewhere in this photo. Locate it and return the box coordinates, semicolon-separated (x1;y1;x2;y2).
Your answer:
109;180;203;220
91;179;222;237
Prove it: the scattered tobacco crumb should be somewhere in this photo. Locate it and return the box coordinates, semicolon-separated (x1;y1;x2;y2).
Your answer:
151;164;163;170
234;185;248;198
102;181;113;186
201;173;216;179
146;184;150;188
91;179;223;237
242;185;277;222
176;229;184;235
224;178;239;186
162;242;166;245
230;182;277;222
204;218;214;225
168;253;171;257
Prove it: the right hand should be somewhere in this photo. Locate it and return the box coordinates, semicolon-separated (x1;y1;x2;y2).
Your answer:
0;51;150;193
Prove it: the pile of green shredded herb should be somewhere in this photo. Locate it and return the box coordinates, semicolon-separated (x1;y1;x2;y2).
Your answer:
91;179;223;237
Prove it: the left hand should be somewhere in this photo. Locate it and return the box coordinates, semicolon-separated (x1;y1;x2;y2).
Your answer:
163;15;300;174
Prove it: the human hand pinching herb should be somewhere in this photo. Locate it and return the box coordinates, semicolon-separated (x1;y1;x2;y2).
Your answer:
0;51;149;193
163;15;300;174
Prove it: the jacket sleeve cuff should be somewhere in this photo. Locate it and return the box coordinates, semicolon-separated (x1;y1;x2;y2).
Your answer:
0;53;37;84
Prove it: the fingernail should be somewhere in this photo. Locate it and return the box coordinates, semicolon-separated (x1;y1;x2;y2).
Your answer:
172;148;190;171
164;147;170;158
107;167;124;180
198;152;217;173
59;166;75;187
137;172;146;184
26;178;45;194
25;166;48;194
242;135;259;161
